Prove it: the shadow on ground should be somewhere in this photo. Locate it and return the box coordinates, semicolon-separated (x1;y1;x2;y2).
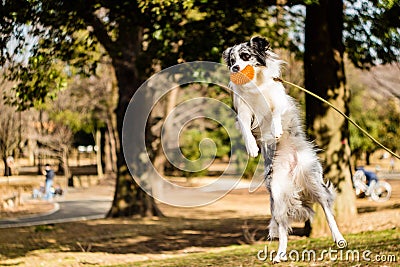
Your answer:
0;215;310;259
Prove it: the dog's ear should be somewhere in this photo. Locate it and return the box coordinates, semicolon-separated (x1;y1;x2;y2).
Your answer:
222;47;232;65
250;36;269;52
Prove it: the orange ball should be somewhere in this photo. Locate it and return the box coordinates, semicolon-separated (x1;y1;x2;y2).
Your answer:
230;65;255;85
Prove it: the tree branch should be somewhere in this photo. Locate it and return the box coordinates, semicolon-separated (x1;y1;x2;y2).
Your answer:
81;10;115;57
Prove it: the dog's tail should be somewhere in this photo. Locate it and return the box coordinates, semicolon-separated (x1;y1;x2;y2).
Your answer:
291;146;337;207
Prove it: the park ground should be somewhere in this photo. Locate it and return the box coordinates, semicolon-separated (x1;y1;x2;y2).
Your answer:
0;173;399;267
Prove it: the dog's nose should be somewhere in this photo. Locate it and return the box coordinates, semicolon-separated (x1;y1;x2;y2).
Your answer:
231;65;240;73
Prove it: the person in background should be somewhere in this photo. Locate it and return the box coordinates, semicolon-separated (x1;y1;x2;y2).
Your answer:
43;164;55;200
355;166;378;196
32;182;45;199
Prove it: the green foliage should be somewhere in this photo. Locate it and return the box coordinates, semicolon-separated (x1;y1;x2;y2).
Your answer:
349;88;381;157
177;83;262;179
349;77;400;157
180;127;225;177
1;2;103;109
2;0;397;109
178;85;232;177
139;0;194;14
378;99;400;152
177;1;299;63
179;119;261;179
50;109;94;134
4;54;67;109
344;0;400;68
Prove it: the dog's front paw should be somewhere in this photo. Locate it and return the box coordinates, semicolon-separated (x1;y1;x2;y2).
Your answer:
272;121;283;139
273;129;283;139
246;138;259;158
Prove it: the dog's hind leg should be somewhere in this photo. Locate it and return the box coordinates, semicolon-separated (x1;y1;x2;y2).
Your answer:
322;205;346;247
318;182;346;248
300;156;346;248
268;199;288;263
272;223;288;263
269;169;291;263
267;192;279;241
263;142;280;240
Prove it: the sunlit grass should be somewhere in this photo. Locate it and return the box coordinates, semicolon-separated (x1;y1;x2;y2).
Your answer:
114;229;399;267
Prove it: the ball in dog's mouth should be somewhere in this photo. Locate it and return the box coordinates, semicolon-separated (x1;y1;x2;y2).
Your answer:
230;65;255;85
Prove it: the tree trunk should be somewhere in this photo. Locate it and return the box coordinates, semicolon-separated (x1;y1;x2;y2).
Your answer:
152;87;180;175
304;0;357;237
107;26;162;217
95;129;104;180
61;145;71;191
3;157;10;176
103;115;118;173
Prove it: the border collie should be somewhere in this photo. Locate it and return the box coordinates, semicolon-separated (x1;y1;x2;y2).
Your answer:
222;36;346;263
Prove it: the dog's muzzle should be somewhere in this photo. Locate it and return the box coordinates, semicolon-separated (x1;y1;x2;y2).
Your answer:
231;65;240;73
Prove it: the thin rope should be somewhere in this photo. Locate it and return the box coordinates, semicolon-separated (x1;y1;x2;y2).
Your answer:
273;77;400;160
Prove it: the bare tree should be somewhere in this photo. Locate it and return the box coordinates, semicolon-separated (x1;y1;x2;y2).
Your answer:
0;105;20;176
359;64;400;100
48;61;118;177
0;74;23;175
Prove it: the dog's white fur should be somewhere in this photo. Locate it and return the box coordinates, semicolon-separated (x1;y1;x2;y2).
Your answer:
223;37;346;263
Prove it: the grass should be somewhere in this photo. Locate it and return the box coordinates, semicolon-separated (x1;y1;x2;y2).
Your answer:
0;216;398;266
113;228;399;267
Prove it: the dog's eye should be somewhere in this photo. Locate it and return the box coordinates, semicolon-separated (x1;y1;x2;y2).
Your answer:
240;53;251;61
230;57;236;66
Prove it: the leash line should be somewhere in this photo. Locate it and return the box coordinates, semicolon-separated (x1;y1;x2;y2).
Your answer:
273;77;400;160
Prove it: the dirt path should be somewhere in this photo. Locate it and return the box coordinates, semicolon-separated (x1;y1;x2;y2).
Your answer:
159;181;400;234
2;177;399;230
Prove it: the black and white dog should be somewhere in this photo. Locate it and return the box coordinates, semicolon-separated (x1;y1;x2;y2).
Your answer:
223;36;346;263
